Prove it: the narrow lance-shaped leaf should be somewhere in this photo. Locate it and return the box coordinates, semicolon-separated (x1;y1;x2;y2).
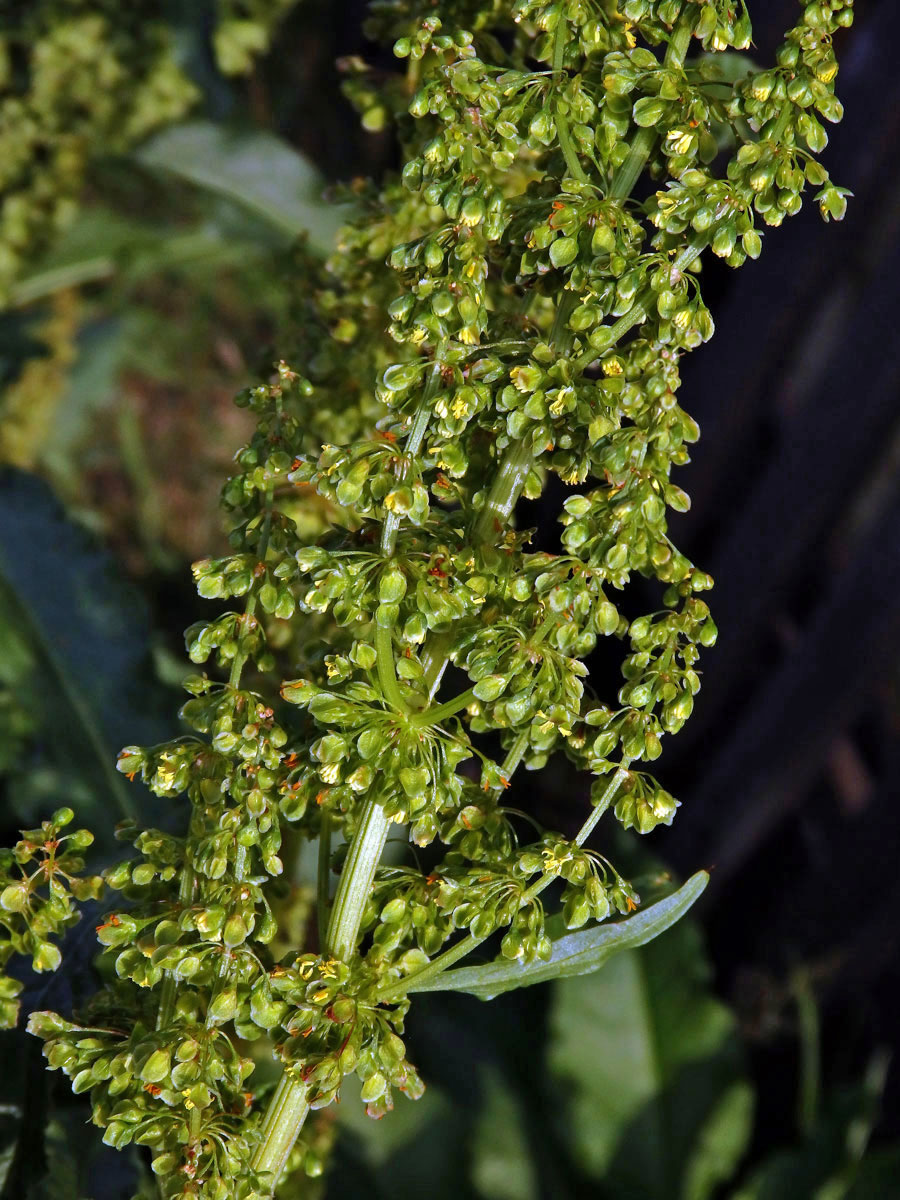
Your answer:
407;871;709;1000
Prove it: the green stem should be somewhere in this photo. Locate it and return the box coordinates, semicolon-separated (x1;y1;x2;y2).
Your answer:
768;102;793;146
375;623;409;713
326;800;392;961
316;810;332;951
377;765;630;1001
574;764;631;847
419;435;536;692
609;126;657;203
420;631;452;700
381;354;444;557
572;233;708;372
11;257;115;307
154;848;196;1032
608;16;694;201
472;438;535;545
497;730;530;786
251;1070;312;1190
552;19;590;185
251;803;390;1182
792;967;821;1137
411;686;476;728
551;289;578;346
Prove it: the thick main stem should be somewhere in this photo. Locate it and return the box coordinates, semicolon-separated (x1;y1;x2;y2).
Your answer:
251;1070;312;1190
253;356;447;1183
326;800;392;962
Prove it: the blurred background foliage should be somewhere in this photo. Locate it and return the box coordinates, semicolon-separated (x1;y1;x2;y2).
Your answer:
0;0;898;1196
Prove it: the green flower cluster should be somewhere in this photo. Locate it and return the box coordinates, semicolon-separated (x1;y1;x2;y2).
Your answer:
0;808;102;1027
28;1007;262;1200
23;1;851;1195
262;953;423;1117
0;0;300;305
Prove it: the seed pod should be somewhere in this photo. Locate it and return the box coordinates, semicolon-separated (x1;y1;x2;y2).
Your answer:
564;893;591;929
360;1071;387;1103
473;674;506;701
382;362;421;393
207;985;238;1025
379;566;407;603
632;97;668;127
140;1048;171;1084
0;883;28;912
223;913;249;947
381;897;407;924
549;236;578;268
460;195;485;226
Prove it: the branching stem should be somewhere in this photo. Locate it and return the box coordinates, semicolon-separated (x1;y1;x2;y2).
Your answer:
376;622;410;713
552;20;590;185
376;764;631;1001
608;17;694;200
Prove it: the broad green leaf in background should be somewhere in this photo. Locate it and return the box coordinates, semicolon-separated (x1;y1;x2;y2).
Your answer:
841;1147;900;1199
135;120;348;251
335;1079;452;1171
470;1066;539;1200
0;1121;82;1200
0;469;170;840
330;1081;471;1200
332;1063;539;1200
546;910;747;1199
408;871;709;1000
684;1081;755;1200
8;204;295;503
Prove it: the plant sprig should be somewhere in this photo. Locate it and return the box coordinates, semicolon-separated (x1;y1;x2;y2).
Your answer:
18;1;852;1195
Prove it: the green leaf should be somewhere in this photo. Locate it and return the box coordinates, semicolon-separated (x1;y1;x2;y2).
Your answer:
135;121;347;251
470;1066;539;1200
682;1081;755;1200
0;469;170;834
408;871;708;999
0;1114;84;1200
546;901;745;1196
843;1147;900;1198
10;207;271;308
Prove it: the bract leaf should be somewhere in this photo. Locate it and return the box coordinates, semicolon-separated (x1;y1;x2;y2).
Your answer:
407;870;708;999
